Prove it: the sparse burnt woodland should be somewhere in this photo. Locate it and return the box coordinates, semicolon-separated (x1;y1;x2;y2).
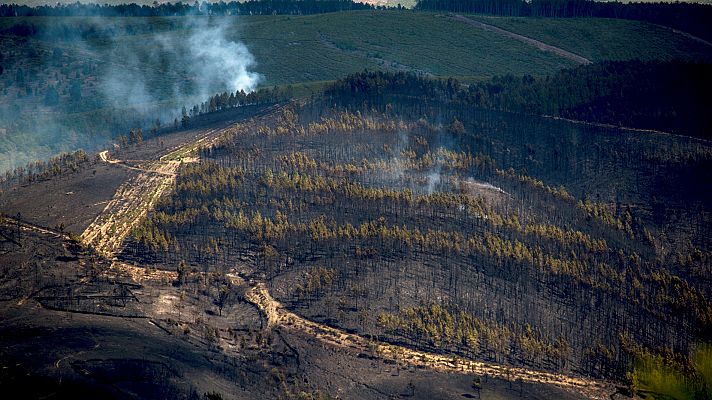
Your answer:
120;74;712;385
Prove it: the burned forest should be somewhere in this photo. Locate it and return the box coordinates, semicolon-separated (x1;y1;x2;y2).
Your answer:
118;77;712;394
2;2;712;399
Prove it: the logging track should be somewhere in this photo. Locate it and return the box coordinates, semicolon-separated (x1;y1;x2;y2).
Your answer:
82;127;226;257
451;15;592;65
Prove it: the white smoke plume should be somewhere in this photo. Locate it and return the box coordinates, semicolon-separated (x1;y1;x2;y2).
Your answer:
187;20;261;96
0;16;262;173
97;17;261;118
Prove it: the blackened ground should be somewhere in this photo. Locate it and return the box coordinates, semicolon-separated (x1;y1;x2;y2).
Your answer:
0;222;591;399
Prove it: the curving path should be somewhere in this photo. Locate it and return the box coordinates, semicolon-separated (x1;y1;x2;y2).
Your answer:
243;283;613;399
452;15;592;65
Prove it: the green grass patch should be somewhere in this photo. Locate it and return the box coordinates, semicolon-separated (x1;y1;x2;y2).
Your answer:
466;15;712;62
231;11;576;83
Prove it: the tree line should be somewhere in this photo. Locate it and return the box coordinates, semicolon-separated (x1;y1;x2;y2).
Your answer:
325;61;712;139
0;149;90;190
0;0;376;18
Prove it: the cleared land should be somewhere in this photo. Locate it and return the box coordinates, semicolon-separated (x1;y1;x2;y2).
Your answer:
82;126;229;257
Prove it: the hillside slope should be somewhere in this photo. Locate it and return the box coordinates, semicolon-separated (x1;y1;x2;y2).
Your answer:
0;106;610;399
465;15;712;62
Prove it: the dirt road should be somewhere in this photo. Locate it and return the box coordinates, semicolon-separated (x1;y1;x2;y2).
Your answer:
82;127;228;257
243;283;612;399
452;15;592;65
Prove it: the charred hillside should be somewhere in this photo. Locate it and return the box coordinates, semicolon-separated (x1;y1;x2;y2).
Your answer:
1;102;606;400
2;2;712;397
119;78;712;385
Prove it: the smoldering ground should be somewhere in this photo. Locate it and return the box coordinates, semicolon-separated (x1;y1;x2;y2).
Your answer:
363;118;506;197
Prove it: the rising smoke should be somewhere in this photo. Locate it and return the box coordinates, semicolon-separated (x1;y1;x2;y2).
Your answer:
0;15;262;173
95;17;261;120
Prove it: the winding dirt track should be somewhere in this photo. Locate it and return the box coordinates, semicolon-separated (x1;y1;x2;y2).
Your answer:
82;128;226;257
83;121;613;399
243;283;612;399
452;15;592;65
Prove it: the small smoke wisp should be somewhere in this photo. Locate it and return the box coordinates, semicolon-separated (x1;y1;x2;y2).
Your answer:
463;178;508;196
425;166;442;195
